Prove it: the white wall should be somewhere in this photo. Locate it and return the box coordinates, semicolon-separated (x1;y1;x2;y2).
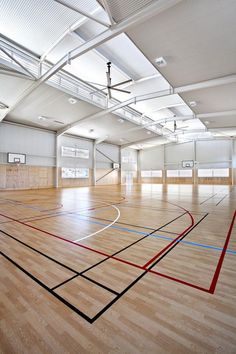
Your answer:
140;145;164;170
140;139;234;171
96;143;119;169
165;142;194;169
0;122;55;166
121;148;137;171
59;135;93;169
196;140;231;168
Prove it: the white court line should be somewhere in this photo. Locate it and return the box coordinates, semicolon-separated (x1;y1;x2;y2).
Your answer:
73;204;120;242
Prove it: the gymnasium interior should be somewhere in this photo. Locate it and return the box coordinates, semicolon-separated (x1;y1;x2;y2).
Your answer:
0;0;236;353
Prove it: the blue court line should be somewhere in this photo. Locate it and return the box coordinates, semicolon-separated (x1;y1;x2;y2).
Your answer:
67;213;236;255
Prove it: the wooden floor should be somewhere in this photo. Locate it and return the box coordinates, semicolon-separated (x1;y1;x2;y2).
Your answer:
0;184;236;353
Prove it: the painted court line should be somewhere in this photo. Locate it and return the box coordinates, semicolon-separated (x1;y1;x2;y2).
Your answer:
64;213;236;254
1;207;235;296
209;210;236;294
73;204;120;242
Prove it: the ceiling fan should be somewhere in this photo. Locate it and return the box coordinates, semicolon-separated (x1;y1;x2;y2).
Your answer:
163;120;189;133
88;62;132;99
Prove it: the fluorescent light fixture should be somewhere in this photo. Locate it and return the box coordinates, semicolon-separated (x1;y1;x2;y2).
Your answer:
155;56;167;67
68;97;77;104
189;101;197;107
118;118;124;123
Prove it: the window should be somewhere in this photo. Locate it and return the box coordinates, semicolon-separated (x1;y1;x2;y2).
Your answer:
167;170;192;177
141;170;162;177
61;167;89;179
198;168;229;177
198;169;212;177
166;170;179;177
179;170;192;177
61;146;89;159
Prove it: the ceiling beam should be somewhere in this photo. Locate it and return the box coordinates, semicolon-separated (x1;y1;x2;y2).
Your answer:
57;88;172;136
54;0;110;28
121;136;165;149
1;0;179;121
40;7;102;62
99;0;116;25
175;74;236;93
95;115;195;145
0;68;34;80
0;47;36;79
57;72;236;136
40;0;180;83
197;110;236;119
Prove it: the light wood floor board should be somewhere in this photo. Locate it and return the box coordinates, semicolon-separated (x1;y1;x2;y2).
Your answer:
0;184;236;353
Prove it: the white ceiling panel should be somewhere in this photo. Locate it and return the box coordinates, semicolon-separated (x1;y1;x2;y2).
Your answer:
98;0;154;23
6;83;101;129
127;0;236;87
0;0;83;55
181;83;236;114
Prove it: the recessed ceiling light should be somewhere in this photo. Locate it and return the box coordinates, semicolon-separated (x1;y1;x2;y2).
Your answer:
189;101;197;107
204;120;210;125
38;116;47;120
155;57;167;67
0;102;9;109
68;97;77;104
118;118;124;123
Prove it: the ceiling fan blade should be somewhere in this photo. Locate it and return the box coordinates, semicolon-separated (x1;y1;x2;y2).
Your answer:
110;79;132;88
109;87;131;94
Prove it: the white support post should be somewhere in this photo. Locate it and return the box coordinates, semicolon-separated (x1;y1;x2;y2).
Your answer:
55;135;60;188
118;146;122;184
92;141;96;186
137;150;141;184
193;140;197;185
163;145;166;185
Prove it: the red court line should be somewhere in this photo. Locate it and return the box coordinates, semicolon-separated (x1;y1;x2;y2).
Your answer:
1;208;234;295
148;269;210;293
143;206;195;268
209;210;236;294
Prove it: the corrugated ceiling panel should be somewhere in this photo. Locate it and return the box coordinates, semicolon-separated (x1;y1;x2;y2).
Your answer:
0;0;98;56
99;0;154;22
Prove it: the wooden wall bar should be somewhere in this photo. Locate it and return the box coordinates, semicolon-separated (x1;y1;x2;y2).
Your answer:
1;166;235;190
0;165;55;190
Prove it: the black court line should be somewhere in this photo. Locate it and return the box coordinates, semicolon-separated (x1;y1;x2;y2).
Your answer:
155;212;187;232
149;213;209;267
216;195;228;206
79;212;187;275
0;229;118;296
0;251;93;323
0;209;202;324
90;212;209;323
200;193;218;205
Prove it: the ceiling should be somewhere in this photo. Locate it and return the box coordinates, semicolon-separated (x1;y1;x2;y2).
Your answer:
0;0;235;148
